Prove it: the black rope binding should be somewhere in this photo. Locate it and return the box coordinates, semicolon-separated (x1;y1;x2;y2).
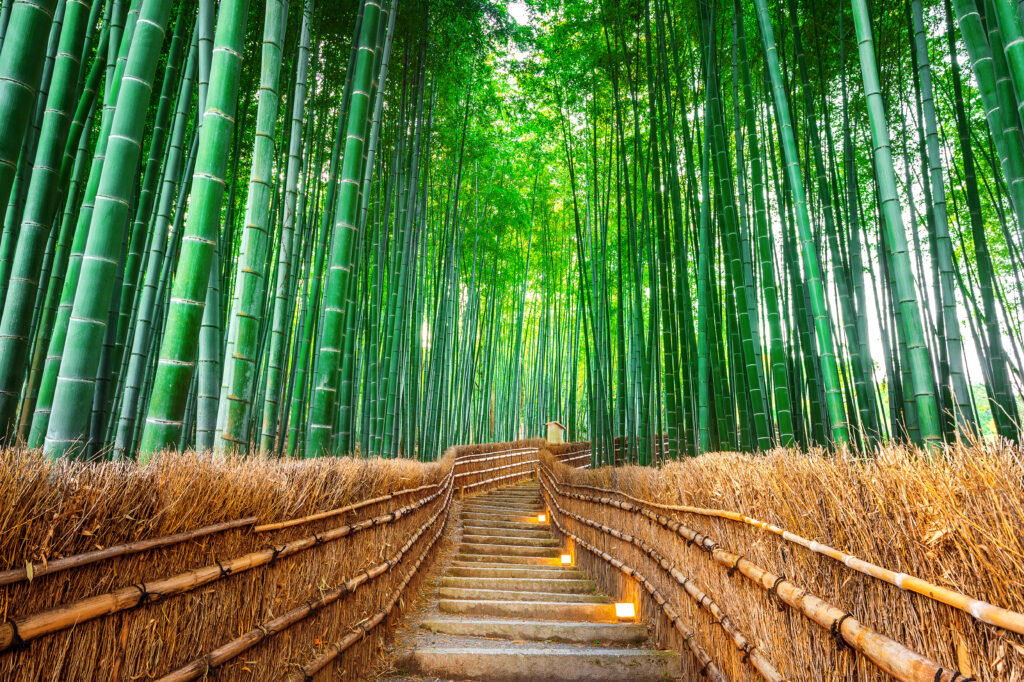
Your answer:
727;554;744;577
133;582;162;606
269;545;283;566
769;575;786;611
215;557;232;579
830;613;853;651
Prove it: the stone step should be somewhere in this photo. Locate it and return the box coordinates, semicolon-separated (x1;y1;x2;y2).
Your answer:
460;518;549;532
420;617;648;644
461;534;558;547
439;599;619;622
462;499;544;509
399;644;680;681
449;566;584;579
461;511;541;524
443;576;595;594
455;553;560;566
467;494;541;502
438;587;606;603
459;542;559;557
460;525;551;539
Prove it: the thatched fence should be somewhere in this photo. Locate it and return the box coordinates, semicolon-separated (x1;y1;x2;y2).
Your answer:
0;439;586;681
538;443;1024;681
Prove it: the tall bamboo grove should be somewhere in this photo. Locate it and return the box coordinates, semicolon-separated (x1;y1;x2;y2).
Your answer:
0;0;1020;462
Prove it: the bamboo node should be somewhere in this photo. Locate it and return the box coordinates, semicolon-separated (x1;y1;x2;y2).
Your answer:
5;619;28;652
727;555;743;577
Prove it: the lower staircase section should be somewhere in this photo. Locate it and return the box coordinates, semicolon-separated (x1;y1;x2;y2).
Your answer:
396;480;681;681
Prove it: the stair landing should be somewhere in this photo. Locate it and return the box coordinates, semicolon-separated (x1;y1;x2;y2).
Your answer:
377;480;681;681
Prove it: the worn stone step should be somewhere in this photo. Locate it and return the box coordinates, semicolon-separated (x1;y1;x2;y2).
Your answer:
459;542;559;557
399;644;680;681
443;576;594;593
475;496;541;504
461;534;558;547
455;553;560;566
449;566;584;579
460;518;549;531
420;617;648;645
464;499;544;509
439;599;619;622
460;525;551;539
461;510;541;524
438;587;606;603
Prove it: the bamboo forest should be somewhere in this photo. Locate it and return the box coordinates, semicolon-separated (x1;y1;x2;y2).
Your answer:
0;0;1022;465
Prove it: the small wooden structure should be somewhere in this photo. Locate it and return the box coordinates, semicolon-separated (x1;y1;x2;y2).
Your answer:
545;420;567;444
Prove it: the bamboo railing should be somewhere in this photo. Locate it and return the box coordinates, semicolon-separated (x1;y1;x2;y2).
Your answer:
0;439;560;681
536;449;1024;682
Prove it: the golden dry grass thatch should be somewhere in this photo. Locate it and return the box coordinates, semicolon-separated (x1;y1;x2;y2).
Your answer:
540;441;1024;682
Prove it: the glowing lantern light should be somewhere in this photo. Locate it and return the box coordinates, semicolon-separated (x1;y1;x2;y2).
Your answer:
561;554;572;565
537;513;546;523
615;602;636;619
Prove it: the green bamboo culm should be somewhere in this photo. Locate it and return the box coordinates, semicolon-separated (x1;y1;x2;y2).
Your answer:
306;0;383;458
43;0;174;458
139;0;251;458
850;0;941;447
751;0;849;445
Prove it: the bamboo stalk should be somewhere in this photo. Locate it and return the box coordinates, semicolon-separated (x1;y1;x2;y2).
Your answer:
0;516;257;587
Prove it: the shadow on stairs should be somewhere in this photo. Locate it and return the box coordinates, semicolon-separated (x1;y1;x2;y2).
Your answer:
376;479;681;681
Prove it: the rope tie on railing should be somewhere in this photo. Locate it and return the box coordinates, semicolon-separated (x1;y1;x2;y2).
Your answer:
214;558;232;579
133;582;163;606
727;554;743;577
830;613;852;650
769;575;786;611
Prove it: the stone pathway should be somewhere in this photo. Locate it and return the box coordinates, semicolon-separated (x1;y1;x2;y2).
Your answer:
377;479;680;681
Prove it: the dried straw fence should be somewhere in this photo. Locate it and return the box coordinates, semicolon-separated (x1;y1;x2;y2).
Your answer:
539;443;1024;681
0;439;578;681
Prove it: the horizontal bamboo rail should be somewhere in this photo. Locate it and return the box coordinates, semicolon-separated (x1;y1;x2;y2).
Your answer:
538;469;784;682
556;476;1024;635
0;476;452;653
254;473;450;532
455;458;534;480
538;480;727;681
541;466;971;682
158;483;454;681
0;515;258;587
284;511;444;682
454;447;538;466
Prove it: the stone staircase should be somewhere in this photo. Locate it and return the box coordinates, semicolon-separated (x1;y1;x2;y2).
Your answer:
396;480;681;681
